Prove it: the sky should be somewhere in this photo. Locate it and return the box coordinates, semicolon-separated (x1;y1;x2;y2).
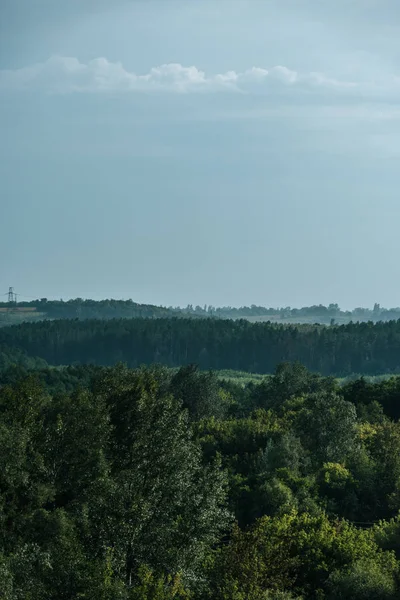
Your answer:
1;0;400;309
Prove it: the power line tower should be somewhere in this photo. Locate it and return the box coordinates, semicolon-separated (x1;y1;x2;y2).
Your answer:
7;287;17;304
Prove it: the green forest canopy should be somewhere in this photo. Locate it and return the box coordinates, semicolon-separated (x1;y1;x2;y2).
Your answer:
4;305;400;596
3;361;400;598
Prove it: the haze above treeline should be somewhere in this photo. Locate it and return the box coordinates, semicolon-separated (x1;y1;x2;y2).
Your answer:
1;297;400;325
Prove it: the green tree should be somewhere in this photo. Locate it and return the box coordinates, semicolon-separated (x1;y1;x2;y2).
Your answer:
91;367;230;586
327;558;398;600
170;364;230;420
295;392;357;465
208;511;398;599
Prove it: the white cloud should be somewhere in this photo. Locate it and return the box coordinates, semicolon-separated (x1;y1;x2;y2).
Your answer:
0;55;362;95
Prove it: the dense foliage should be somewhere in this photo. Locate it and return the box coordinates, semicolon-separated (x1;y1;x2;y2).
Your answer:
0;345;48;373
3;317;400;375
3;361;400;598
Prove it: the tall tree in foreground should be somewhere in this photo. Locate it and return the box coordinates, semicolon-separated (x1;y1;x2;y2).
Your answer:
90;366;231;587
0;367;230;598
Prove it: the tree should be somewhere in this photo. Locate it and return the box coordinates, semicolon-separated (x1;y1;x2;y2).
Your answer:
295;392;357;465
39;389;110;508
207;511;399;599
90;366;230;586
170;364;229;420
327;558;398;600
251;363;337;412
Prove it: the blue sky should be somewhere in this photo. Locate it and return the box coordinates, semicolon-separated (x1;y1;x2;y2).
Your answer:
1;0;400;308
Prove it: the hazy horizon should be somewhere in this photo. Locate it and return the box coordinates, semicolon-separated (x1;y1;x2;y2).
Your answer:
2;290;397;314
2;0;400;309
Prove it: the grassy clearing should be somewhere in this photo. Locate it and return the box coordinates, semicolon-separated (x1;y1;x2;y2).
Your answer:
216;370;397;387
215;369;267;385
0;312;46;327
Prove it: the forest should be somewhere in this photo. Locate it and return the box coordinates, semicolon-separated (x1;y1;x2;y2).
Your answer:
3;360;400;598
4;314;400;598
3;317;400;375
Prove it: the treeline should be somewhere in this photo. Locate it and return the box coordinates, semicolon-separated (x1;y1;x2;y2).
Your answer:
4;298;400;325
3;362;400;598
3;317;400;375
181;302;400;322
0;298;182;321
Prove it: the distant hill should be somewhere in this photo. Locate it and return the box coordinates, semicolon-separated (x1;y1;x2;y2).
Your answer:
0;298;184;327
1;298;400;327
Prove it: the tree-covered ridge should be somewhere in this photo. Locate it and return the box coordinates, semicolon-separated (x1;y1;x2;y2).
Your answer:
0;298;184;325
3;317;400;375
3;362;400;598
2;298;400;326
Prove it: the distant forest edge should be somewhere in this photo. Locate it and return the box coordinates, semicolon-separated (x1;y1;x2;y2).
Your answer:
1;297;399;326
3;317;400;375
0;298;177;325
